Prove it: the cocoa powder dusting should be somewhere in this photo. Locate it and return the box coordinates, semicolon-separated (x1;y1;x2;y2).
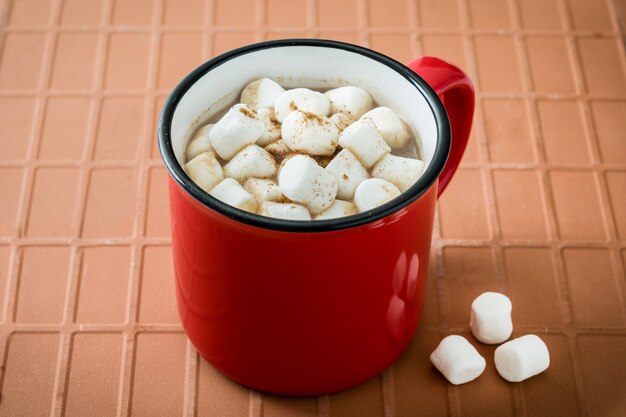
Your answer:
239;107;256;118
302;111;326;124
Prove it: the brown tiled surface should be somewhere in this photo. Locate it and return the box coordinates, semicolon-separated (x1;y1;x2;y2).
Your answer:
0;0;625;415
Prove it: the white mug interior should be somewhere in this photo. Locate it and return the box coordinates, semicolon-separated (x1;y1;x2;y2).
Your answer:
170;44;438;170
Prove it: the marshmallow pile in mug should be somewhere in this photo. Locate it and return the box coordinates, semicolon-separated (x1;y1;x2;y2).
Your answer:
183;78;425;221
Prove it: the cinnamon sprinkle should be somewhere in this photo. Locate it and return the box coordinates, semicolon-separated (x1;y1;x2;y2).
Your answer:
239;106;256;118
302;111;327;124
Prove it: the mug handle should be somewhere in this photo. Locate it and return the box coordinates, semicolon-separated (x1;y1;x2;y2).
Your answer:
406;57;475;197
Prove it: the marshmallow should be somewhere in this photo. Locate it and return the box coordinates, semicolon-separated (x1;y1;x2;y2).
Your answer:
494;335;550;382
325;149;369;200
260;201;311;221
281;110;339;156
278;154;337;214
430;335;486;385
264;139;291;159
338;118;391;169
372;154;425;192
329;112;354;132
186;124;214;161
470;292;513;344
223;145;277;183
274;88;331;122
209;178;258;213
360;106;411;150
209;104;262;160
244;178;285;204
354;178;400;212
183;151;224;193
240;78;285;110
256;108;282;146
314;200;357;220
324;86;373;119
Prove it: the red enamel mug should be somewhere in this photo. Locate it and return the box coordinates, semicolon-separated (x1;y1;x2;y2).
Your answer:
158;39;474;396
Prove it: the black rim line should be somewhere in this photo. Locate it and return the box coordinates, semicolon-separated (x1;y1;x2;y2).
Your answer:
157;39;451;233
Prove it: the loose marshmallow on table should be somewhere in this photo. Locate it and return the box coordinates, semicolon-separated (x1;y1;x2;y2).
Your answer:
183;151;224;193
325;149;370;200
186;124;214;160
470;292;513;344
256;108;282;146
281;110;339;156
338;118;391;169
354;178;400;212
209;104;262;160
240;78;285;110
274;88;331;122
372;154;425;192
209;178;258;213
244;178;284;204
223;145;277;183
324;86;373;119
264;139;291;159
329;112;354;132
360;106;411;150
278;154;338;214
495;335;550;382
430;335;486;385
315;200;357;220
260;201;311;220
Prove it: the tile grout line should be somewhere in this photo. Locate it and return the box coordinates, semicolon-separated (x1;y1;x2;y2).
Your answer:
255;0;266;42
381;368;395;417
4;321;624;334
6;0;71;415
2;25;625;38
409;0;421;57
249;389;263;417
554;0;599;415
56;3;119;415
47;0;100;413
504;0;538;415
612;0;626;46
441;0;475;415
357;0;369;47
202;0;213;60
119;0;168;416
306;0;316;38
317;395;330;417
609;0;626;75
0;0;17;336
183;338;198;417
598;0;626;326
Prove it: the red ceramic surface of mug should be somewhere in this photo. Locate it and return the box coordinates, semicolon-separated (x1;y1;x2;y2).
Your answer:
158;40;474;396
